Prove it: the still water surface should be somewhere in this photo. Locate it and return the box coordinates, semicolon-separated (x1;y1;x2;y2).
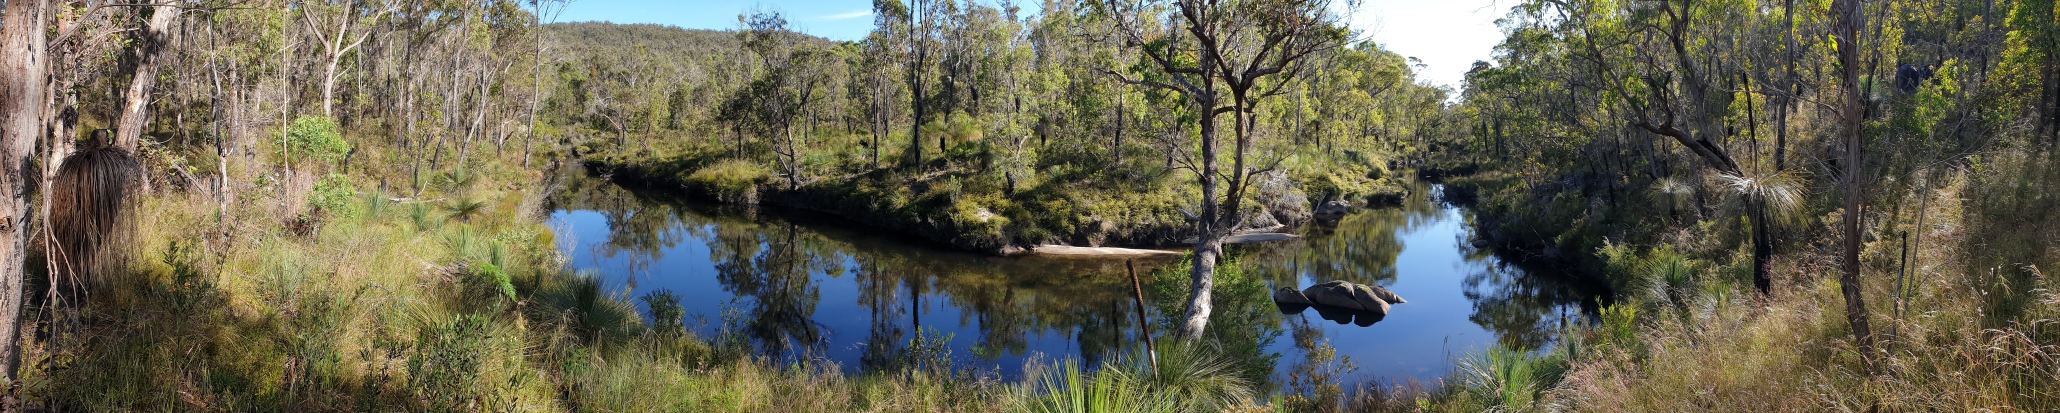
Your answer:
549;173;1605;383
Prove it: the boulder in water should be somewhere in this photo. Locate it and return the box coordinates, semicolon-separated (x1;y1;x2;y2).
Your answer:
1273;287;1314;306
1315;200;1351;217
1349;284;1392;317
1302;281;1363;310
1364;284;1406;304
1279;280;1399;326
1273;287;1313;314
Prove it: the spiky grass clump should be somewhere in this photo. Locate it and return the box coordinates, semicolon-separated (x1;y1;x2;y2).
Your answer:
1715;169;1808;225
48;146;144;294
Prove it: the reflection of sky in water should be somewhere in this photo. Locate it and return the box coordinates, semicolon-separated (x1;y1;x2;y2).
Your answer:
1259;206;1496;381
551;183;1592;384
553;209;1114;378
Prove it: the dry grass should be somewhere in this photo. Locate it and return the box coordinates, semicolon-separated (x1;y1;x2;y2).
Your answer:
1537;167;2060;412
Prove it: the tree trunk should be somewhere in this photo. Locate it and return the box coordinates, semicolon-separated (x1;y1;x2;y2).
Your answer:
1831;0;1878;371
0;0;51;385
116;2;183;152
1180;96;1221;338
1751;200;1774;294
1775;0;1798;172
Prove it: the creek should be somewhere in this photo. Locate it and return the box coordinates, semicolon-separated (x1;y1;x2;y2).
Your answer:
548;169;1608;383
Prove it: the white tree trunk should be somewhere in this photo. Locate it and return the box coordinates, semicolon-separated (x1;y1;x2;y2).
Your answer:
115;2;183;152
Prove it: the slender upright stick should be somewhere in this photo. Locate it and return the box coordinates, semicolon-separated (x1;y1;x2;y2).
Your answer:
1127;259;1158;375
1893;230;1909;351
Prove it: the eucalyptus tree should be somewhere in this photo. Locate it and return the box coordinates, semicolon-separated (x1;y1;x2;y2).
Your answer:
854;28;903;167
724;10;838;190
298;0;400;118
115;1;187;152
1829;0;1877;369
524;0;569;167
1092;0;1348;338
0;0;50;384
871;0;939;168
1522;0;1799;295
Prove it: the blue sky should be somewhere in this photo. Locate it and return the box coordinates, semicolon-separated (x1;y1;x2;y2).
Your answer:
554;0;1513;88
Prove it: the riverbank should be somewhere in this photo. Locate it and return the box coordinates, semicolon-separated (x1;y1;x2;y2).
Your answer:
582;143;1408;256
1403;147;2060;410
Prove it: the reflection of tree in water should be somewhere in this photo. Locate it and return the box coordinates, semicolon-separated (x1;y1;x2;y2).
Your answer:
853;255;907;371
1457;243;1611;350
710;221;836;358
551;165;1173;371
1246;181;1443;289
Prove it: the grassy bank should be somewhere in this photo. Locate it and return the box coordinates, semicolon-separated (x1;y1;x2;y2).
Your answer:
1386;154;2060;410
22;127;1414;410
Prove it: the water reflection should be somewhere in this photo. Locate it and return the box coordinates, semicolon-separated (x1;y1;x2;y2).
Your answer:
551;169;1609;382
1243;182;1610;379
551;170;1169;376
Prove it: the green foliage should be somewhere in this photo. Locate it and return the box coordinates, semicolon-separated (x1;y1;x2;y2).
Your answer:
462;261;517;311
1010;360;1172;413
307;173;362;219
640;289;685;335
443;197;488;223
1282;337;1357;412
408;314;495;411
409;201;442;231
1599;241;1706;317
684;159;772;201
1454;345;1568;411
1147;256;1282;385
283;115;349;165
1600;302;1639;343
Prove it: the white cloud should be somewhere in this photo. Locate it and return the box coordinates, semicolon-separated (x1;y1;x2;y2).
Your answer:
818;9;872;21
1344;0;1514;90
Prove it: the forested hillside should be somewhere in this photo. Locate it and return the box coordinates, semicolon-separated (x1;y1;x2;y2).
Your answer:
0;0;2048;410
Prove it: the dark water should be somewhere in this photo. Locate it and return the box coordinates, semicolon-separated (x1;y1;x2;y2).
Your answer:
548;171;1606;383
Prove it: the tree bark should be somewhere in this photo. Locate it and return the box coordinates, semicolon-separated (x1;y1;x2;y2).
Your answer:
1180;93;1222;338
0;0;51;385
115;2;183;152
1831;0;1877;371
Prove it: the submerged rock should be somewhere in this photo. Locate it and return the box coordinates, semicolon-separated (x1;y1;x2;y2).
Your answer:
1314;200;1352;217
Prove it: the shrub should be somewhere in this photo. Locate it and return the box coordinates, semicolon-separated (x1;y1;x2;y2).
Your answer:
461;261;517;312
640;289;685;335
685;159;772;202
307;173;361;219
284;115;350;165
410;314;494;411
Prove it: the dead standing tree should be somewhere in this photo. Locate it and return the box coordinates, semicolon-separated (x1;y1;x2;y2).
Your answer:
1092;0;1345;338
